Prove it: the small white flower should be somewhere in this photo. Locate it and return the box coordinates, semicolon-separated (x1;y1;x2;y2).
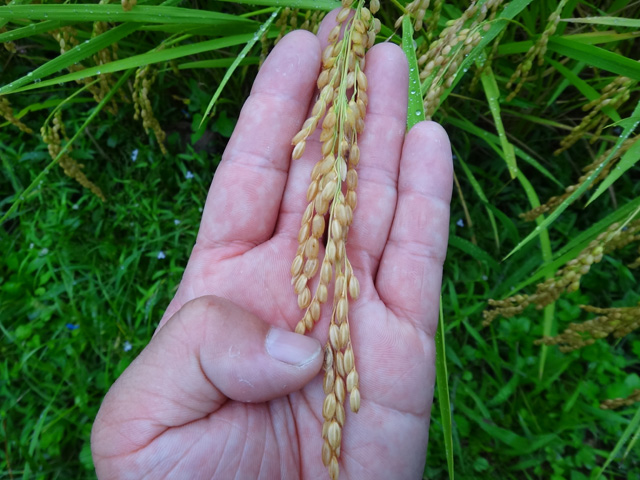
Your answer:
39;248;49;256
482;275;488;281
174;219;181;225
157;251;166;259
131;149;139;162
123;341;132;352
185;170;194;179
456;218;464;227
29;243;34;249
72;204;79;210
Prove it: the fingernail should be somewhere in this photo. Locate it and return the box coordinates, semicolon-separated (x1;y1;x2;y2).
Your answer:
266;328;321;366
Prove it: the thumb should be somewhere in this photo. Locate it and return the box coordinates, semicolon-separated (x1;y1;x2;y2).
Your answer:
92;295;322;460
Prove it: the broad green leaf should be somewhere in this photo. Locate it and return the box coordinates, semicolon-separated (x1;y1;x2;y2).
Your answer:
588;136;640;205
200;10;279;126
504;100;640;259
596;406;640;479
0;5;255;25
547;36;640;80
0;23;139;95
402;15;425;130
479;64;517;178
563;16;640;27
4;33;262;94
436;297;454;480
216;0;339;9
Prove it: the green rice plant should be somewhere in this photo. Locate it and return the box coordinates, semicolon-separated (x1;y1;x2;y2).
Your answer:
2;0;640;478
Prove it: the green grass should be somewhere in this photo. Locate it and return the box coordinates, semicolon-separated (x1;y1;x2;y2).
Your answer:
2;0;640;478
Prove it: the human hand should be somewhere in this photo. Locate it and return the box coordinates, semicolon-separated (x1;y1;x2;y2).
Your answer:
91;12;453;479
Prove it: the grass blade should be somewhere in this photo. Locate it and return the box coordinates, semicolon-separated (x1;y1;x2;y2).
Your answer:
510;197;640;294
456;152;500;250
402;15;425;130
178;57;260;70
562;16;640;27
448;236;499;270
595;405;640;479
436;296;454;480
547;36;640;80
3;33;262;95
0;5;255;24
546;57;621;122
588;136;640;205
0;22;139;95
624;417;640;459
0;19;67;43
216;0;339;9
0;70;133;225
447;115;563;188
479;64;517;178
430;0;535;110
200;10;279;127
504;100;640;260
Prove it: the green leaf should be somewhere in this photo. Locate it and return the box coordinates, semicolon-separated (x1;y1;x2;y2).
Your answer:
455;151;500;249
402;15;425;130
546;57;621;122
547;36;640;81
0;70;133;225
200;9;279;127
436;297;454;480
504;100;640;259
595;406;640;479
3;33;262;95
0;5;255;24
588;136;640;205
624;417;640;459
479;64;517;178
178;57;260;70
448;236;499;270
216;0;339;9
0;19;67;43
447;116;563;188
562;16;640;27
511;197;640;294
0;22;139;95
430;0;536;111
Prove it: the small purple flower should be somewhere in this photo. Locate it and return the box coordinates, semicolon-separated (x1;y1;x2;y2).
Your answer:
185;171;194;179
157;251;166;259
131;149;139;162
123;341;132;352
66;323;79;330
456;218;464;227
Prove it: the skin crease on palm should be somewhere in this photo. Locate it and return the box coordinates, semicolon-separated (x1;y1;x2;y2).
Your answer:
90;9;453;480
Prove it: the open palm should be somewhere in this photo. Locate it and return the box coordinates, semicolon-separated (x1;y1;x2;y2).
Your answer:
91;14;452;480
